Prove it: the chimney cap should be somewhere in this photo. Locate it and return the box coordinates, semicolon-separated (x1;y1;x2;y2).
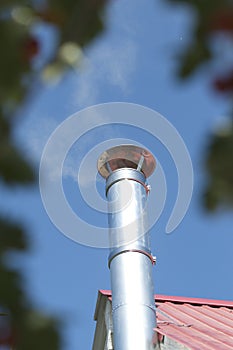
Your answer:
97;144;156;179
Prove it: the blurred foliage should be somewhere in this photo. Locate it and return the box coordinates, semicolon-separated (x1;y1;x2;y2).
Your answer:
0;0;107;348
204;120;233;211
168;0;233;211
0;218;61;348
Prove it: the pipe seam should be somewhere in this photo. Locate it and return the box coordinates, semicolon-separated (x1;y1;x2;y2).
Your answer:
112;302;156;314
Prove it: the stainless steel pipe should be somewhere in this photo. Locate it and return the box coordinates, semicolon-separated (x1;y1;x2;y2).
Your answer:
98;145;158;350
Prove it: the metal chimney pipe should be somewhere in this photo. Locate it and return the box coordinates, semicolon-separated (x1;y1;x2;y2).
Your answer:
98;145;158;350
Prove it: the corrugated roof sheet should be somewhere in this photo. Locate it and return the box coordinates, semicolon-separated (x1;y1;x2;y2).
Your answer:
155;296;233;350
99;290;233;350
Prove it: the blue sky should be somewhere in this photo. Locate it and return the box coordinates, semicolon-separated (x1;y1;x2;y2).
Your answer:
2;0;233;349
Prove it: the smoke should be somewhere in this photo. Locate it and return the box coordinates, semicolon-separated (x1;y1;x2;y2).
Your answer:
16;2;139;183
72;38;138;108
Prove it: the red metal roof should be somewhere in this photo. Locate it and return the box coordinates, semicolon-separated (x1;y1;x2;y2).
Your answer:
99;290;233;350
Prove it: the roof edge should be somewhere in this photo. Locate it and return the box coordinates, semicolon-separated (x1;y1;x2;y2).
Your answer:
94;290;109;321
98;290;233;308
155;294;233;307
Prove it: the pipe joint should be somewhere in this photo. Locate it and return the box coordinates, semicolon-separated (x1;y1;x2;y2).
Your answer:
106;168;147;196
108;246;156;268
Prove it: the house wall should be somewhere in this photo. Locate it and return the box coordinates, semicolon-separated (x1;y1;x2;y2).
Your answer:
160;336;190;350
